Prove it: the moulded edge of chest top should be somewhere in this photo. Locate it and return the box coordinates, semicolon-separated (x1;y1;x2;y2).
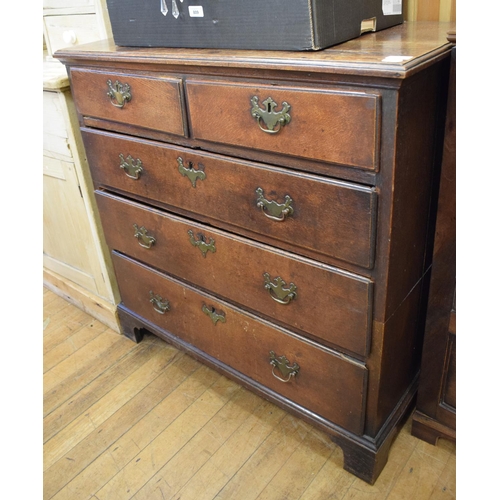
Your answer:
59;58;410;94
53;22;455;87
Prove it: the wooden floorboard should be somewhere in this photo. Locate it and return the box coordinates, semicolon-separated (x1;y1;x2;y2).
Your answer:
43;287;456;500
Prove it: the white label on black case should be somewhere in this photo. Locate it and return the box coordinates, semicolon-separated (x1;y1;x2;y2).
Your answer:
189;6;204;17
382;0;402;15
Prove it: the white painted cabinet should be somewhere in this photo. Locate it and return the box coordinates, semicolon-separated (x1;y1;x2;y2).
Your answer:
43;2;120;331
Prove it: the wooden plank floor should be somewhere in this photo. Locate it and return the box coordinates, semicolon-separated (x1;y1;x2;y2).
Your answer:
43;287;456;500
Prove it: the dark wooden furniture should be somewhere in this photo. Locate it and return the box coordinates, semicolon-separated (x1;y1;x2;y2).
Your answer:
411;31;456;445
55;22;454;484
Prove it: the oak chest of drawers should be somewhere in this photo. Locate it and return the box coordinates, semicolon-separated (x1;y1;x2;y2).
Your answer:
56;22;453;484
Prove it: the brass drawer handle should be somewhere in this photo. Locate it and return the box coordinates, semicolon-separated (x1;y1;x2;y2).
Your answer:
256;187;294;221
269;351;300;383
263;273;297;305
107;79;131;108
251;96;291;134
202;304;226;325
178;157;206;188
133;224;156;249
188;229;216;257
149;291;170;314
119;154;143;180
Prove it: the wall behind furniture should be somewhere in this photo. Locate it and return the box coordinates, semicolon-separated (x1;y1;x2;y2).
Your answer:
405;0;456;21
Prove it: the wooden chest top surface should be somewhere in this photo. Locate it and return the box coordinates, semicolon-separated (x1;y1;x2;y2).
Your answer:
56;21;454;78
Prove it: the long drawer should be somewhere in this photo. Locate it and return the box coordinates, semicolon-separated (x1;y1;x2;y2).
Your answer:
112;251;367;435
69;68;186;136
83;129;377;268
96;191;373;357
186;80;381;171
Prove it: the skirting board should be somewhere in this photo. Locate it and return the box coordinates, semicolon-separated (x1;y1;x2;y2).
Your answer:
43;267;121;333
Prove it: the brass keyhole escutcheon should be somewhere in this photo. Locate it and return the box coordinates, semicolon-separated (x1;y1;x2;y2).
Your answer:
251;96;291;134
178;157;206;188
202;304;226;326
188;230;216;257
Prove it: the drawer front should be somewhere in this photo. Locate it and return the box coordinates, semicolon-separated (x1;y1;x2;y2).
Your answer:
97;192;373;357
83;129;377;268
186;80;380;170
112;251;367;435
44;14;100;56
69;68;186;136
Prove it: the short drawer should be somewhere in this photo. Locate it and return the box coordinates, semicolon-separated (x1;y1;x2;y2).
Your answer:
97;192;373;357
186;80;381;171
112;251;367;435
69;68;186;136
83;129;377;268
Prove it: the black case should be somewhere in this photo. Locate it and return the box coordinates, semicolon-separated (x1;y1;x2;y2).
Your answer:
106;0;403;51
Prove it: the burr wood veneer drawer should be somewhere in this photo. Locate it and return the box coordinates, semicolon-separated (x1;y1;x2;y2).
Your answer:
69;68;186;136
186;80;381;170
96;191;373;357
83;129;377;268
112;251;367;435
